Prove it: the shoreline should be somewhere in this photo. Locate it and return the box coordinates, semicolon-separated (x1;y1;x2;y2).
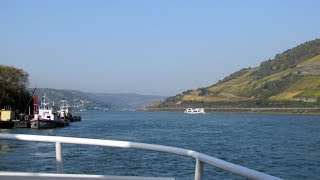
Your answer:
139;107;320;115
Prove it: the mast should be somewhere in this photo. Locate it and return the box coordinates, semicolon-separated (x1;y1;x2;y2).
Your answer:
23;87;37;115
33;95;38;115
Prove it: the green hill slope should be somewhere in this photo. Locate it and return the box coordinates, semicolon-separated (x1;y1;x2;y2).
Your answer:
152;39;320;108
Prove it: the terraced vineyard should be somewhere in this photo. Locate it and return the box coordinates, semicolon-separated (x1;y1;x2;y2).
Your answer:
152;39;320;108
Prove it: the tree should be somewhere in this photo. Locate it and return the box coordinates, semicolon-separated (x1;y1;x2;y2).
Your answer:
0;65;32;113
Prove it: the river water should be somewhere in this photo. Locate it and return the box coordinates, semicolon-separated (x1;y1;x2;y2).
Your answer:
0;111;319;179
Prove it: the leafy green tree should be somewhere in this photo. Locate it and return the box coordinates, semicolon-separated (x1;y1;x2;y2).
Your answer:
0;65;32;113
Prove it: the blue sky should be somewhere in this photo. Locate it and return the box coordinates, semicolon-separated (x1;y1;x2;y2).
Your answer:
0;0;319;96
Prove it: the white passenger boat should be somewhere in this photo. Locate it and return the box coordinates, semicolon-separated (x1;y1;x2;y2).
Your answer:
184;108;205;114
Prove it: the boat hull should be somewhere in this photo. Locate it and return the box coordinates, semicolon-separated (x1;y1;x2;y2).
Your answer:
30;119;60;129
0;121;15;129
13;120;31;128
184;112;206;114
58;119;70;127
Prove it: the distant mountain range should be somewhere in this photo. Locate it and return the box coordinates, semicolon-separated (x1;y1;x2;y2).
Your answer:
151;39;320;108
33;88;165;111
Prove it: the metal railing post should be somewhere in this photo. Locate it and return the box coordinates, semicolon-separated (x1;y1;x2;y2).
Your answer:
195;158;203;180
55;142;63;173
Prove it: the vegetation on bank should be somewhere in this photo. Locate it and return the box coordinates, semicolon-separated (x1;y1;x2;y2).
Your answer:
141;107;320;114
151;39;320;109
0;65;33;113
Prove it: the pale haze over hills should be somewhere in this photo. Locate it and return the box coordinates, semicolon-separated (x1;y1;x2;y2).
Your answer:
1;1;320;96
34;88;165;110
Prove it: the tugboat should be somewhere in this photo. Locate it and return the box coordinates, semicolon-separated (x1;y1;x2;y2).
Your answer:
30;93;68;129
57;99;81;122
57;99;74;122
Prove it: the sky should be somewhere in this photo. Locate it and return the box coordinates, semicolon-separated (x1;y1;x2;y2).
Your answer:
0;0;319;96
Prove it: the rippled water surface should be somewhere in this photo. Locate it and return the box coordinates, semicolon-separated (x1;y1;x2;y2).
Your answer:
0;112;319;179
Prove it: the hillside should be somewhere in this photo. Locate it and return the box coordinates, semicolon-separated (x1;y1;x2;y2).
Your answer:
152;39;320;108
87;93;165;109
34;88;115;111
34;88;165;111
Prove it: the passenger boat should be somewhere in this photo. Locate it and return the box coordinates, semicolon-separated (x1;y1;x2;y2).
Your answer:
184;108;205;114
30;94;67;129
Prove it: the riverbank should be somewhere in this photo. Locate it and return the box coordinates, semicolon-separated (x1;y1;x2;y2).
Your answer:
139;107;320;114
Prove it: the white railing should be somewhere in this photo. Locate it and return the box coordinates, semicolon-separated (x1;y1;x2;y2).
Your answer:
0;134;282;180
